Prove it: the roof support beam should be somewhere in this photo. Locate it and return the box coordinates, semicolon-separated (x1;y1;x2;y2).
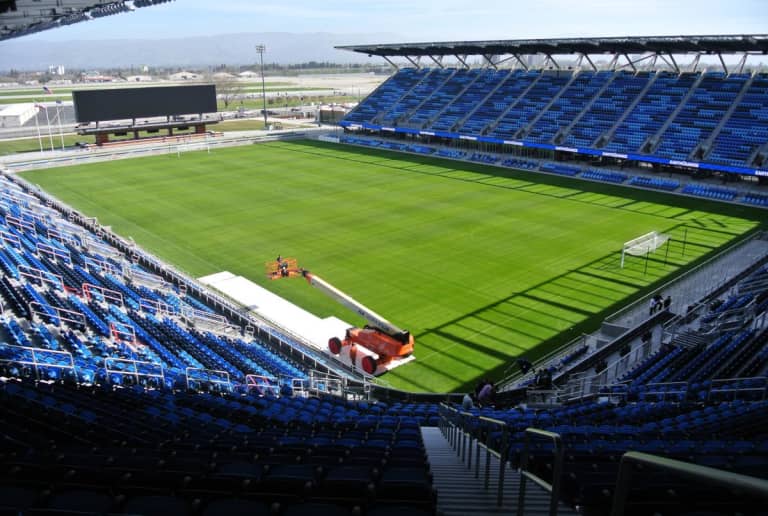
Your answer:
608;54;620;71
737;53;748;74
582;53;597;71
482;54;498;70
512;53;528;71
623;53;637;72
544;53;560;70
381;55;400;70
717;52;728;74
454;54;469;69
405;55;420;69
689;53;700;72
668;53;680;73
429;55;444;69
616;52;657;72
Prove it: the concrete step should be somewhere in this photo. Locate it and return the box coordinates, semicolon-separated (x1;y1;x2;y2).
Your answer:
421;426;579;516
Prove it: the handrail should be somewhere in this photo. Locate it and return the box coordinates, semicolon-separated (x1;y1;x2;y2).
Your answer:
185;367;232;392
708;376;767;401
610;451;768;516
18;264;63;290
517;427;564;516
437;403;510;507
180;305;239;334
139;297;179;317
29;300;86;328
245;373;280;396
5;130;327;172
478;415;509;506
0;342;76;380
642;380;688;401
104;357;165;386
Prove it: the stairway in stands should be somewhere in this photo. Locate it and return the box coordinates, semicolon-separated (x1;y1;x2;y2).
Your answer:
421;427;578;516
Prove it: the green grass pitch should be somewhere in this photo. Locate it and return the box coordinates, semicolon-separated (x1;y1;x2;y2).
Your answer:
20;140;766;393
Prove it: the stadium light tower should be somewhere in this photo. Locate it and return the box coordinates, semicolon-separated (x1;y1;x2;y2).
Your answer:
255;44;268;128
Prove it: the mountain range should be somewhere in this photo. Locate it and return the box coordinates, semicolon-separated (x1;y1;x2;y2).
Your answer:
0;32;402;70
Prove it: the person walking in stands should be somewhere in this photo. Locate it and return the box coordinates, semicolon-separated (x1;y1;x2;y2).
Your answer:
477;381;495;407
653;294;664;313
475;378;489;398
462;392;474;410
649;296;657;316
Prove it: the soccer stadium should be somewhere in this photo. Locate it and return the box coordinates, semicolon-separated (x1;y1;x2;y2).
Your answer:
1;2;768;515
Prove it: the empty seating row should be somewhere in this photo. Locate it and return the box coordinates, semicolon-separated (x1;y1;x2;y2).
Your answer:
681;184;738;201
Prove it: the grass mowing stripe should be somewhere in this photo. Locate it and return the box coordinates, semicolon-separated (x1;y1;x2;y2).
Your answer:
21;139;766;392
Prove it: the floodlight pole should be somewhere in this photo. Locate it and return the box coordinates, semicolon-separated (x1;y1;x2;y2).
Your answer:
255;45;267;128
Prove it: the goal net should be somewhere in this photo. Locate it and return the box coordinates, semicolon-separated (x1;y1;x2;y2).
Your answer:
621;231;670;268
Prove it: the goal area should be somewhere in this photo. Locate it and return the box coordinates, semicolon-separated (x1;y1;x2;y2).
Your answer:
621;231;670;268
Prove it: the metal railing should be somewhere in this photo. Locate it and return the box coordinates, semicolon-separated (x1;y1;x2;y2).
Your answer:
104;357;165;386
305;370;348;398
180;306;239;335
641;381;689;402
0;342;76;380
610;451;768;516
185;367;232;392
139;297;179;317
245;373;280;396
18;264;63;290
438;404;510;507
29;301;86;328
4;130;328;173
517;428;564;516
708;376;767;401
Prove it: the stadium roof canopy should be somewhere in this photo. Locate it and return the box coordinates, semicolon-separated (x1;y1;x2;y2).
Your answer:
337;34;768;72
0;0;172;42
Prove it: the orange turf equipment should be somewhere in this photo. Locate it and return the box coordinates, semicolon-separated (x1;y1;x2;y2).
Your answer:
301;269;415;375
269;260;415;375
265;257;300;280
328;327;414;375
272;261;414;375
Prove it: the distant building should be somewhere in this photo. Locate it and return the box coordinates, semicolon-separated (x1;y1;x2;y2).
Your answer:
237;71;260;78
48;65;65;76
81;72;114;83
0;104;37;128
317;105;349;124
212;72;236;80
168;71;199;81
125;75;153;82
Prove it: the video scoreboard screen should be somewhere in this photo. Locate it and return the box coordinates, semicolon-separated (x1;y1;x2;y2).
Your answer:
73;85;217;123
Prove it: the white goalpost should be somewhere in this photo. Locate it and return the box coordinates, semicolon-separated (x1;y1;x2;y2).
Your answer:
621;231;671;268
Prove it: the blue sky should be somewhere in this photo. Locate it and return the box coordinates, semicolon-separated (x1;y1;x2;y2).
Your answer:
15;0;768;43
